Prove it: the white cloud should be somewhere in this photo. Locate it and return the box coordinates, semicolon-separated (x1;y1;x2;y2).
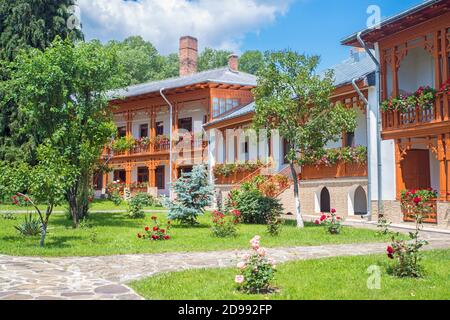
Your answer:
77;0;292;54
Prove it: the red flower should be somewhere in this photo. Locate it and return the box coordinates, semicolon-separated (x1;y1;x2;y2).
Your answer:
160;229;166;234
413;197;422;205
151;235;157;240
387;246;394;255
145;226;149;231
164;236;170;240
331;208;336;214
320;214;327;222
314;219;320;225
153;226;159;231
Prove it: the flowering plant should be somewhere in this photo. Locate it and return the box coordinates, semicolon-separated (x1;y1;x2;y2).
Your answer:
211;209;241;237
235;236;277;294
314;209;343;234
137;216;171;241
439;79;450;95
301;146;367;167
381;85;438;113
107;181;125;206
386;199;428;278
135;137;151;147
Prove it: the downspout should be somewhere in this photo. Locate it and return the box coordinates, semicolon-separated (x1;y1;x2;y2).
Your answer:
352;79;372;219
357;31;383;219
160;88;174;200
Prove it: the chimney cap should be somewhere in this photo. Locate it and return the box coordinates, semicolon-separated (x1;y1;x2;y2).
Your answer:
228;53;239;72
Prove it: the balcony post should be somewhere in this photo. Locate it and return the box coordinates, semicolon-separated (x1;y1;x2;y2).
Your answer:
150;107;157;152
102;172;109;195
438;135;447;201
125;110;133;156
446;134;450;201
394;140;406;200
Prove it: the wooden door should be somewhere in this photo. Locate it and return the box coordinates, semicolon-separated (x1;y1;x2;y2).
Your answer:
401;150;431;190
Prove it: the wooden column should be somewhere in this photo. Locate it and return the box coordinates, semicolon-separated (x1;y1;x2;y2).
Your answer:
147;161;157;188
391;47;399;98
442;28;449;120
437;135;447;201
446;134;450;201
395;139;406;200
125;163;133;187
102;172;109;193
125;111;133;156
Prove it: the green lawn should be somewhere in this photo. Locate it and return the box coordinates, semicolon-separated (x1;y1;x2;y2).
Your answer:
0;212;394;257
130;250;450;300
0;199;165;212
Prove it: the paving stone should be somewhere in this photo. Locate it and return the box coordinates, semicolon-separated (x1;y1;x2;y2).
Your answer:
94;284;130;294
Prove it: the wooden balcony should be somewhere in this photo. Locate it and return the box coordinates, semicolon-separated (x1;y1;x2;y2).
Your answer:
301;161;367;180
382;94;450;139
402;199;438;224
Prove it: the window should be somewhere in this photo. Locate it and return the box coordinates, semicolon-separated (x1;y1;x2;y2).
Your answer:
232;99;239;108
219;98;226;114
156;122;164;136
213;98;219;117
156;166;165;190
139;124;149;138
117;126;126;138
178;117;192;132
226;99;233;112
113;170;126;183
178;166;193;177
345;132;355;147
137;167;149;183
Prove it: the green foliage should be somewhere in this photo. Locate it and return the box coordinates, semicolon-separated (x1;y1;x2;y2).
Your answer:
227;184;283;225
111;136;136;152
235;236;276;294
105;36;178;86
301;146;367;166
14;213;42;236
253;50;357;227
213;161;266;177
0;0;84;163
198;48;232;71
266;215;282;236
165;165;214;225
4;37;125;226
127;193;157;219
239;50;264;75
211;210;241;238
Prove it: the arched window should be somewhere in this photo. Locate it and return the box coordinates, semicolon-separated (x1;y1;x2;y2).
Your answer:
354;186;367;215
320;187;331;213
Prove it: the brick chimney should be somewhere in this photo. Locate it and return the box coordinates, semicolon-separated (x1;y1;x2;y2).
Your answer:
179;36;198;76
228;54;239;72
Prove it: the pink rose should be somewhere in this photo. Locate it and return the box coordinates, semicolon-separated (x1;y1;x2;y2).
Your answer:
237;262;246;270
235;275;245;284
257;248;266;257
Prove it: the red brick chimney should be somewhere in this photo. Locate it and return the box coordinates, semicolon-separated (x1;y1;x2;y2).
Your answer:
179;36;198;77
228;54;239;72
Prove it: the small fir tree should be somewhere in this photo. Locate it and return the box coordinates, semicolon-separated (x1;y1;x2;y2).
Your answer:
165;165;214;225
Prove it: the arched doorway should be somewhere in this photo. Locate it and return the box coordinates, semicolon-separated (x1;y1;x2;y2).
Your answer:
320;187;331;213
354;186;367;215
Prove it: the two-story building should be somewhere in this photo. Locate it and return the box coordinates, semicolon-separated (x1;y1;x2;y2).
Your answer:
342;0;450;228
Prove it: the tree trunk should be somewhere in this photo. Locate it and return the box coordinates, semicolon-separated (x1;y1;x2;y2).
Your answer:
40;224;47;247
68;190;79;228
290;162;304;228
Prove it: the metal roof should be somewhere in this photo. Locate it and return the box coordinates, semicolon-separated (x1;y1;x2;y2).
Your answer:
341;0;446;46
330;52;376;87
110;67;257;100
205;102;255;128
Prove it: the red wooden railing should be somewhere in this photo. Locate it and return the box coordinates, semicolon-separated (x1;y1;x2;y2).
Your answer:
402;199;438;224
382;94;450;131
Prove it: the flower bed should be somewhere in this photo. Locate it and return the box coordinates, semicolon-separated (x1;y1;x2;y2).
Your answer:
214;161;268;185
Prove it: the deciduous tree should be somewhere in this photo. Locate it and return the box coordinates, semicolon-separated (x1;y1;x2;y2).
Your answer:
253;50;356;228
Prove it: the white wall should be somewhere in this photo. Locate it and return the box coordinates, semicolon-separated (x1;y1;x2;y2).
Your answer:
354;107;368;147
429;150;440;192
398;47;435;94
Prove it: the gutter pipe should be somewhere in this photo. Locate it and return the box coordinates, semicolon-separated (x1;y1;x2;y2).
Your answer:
356;31;383;219
160;88;174;200
351;79;372;219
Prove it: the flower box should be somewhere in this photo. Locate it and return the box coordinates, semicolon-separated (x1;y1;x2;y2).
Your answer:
301;161;367;180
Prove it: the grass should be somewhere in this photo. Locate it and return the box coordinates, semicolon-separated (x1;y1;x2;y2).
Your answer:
0;212;395;257
0;199;165;212
130;250;450;300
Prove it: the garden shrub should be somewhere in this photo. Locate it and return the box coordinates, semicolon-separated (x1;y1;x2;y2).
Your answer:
137;216;171;241
226;185;283;225
127;193;156;219
211;209;241;238
314;209;343;234
235;236;277;294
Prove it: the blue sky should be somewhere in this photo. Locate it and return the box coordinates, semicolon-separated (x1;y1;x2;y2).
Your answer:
240;0;423;69
80;0;424;70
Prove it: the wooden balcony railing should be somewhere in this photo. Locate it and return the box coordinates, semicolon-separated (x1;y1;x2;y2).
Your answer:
402;199;438;224
382;94;449;131
301;161;367;180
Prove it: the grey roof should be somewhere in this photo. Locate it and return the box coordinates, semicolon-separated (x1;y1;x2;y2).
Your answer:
329;52;376;87
341;0;442;45
110;67;257;100
205;102;255;127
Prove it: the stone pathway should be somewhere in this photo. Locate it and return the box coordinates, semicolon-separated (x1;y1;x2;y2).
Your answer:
1;228;450;300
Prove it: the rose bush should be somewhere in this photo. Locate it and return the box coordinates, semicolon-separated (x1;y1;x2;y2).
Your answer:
137;216;171;241
315;209;343;234
235;236;277;294
211;209;241;238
